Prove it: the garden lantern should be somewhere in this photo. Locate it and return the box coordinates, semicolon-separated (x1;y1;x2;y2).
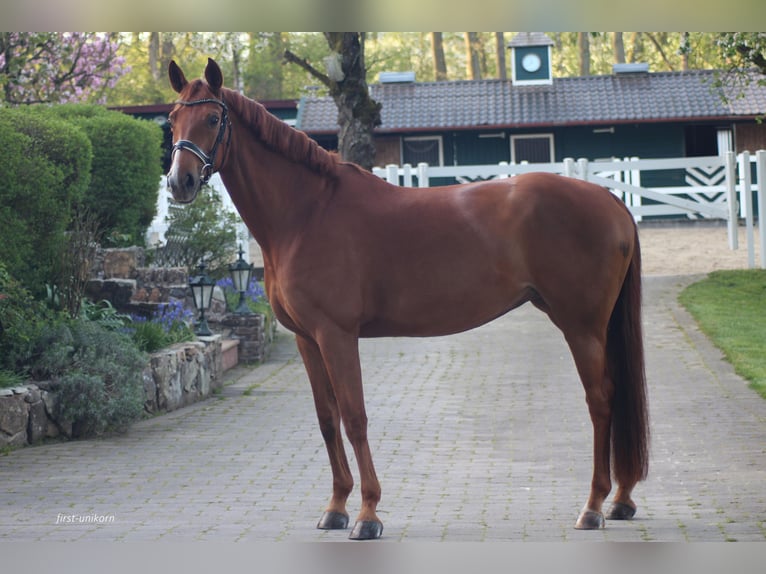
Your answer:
188;261;215;336
228;244;254;315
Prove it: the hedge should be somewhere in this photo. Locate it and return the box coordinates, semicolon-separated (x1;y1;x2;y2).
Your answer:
41;104;164;246
0;109;92;295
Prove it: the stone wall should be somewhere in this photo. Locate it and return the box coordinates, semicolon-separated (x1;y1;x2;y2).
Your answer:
0;336;223;449
221;313;277;363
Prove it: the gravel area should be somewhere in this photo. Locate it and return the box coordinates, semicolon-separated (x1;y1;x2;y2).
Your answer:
638;222;762;276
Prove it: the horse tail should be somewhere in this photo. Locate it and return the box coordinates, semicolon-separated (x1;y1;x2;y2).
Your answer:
607;223;650;486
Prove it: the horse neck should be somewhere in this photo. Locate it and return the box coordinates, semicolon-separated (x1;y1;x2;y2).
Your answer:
218;127;331;255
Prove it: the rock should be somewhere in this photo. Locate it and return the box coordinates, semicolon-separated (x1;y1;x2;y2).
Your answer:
24;385;41;404
142;367;158;414
103;247;144;278
27;400;47;444
0;394;28;444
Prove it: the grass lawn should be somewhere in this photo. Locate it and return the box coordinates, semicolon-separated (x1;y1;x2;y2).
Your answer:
678;269;766;400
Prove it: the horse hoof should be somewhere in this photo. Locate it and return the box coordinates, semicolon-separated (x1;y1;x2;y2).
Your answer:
349;520;383;540
317;511;349;530
607;502;636;520
575;510;605;530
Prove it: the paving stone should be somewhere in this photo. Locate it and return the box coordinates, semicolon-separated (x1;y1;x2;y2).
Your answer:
0;275;765;542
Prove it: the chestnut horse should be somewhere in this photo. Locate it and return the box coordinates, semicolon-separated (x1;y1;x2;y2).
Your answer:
166;59;649;540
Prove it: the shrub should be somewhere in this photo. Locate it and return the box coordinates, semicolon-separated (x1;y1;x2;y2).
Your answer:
44;104;164;246
0;262;57;375
0;108;92;296
79;298;132;330
30;320;146;437
0;369;25;390
127;300;194;353
153;185;240;272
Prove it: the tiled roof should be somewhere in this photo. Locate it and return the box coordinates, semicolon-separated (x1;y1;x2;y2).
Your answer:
295;70;766;134
508;32;554;47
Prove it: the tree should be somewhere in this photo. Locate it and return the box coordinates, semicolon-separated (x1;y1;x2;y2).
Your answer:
0;33;127;105
284;32;381;170
613;32;626;65
465;32;483;80
578;32;591;76
716;33;766;74
431;32;448;81
495;33;507;80
712;33;766;105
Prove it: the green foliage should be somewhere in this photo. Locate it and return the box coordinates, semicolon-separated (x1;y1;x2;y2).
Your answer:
30;320;146;437
127;300;195;353
44;104;164;247
0;369;25;389
79;299;132;330
155;184;239;273
0;108;92;296
679;270;766;399
0;262;58;376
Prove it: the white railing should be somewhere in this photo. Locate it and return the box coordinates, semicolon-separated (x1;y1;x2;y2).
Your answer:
146;153;765;270
374;152;766;269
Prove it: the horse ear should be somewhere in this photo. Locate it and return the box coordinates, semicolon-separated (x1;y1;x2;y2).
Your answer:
168;60;187;94
205;58;224;92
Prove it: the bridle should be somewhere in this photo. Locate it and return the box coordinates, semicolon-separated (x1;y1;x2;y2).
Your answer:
170;97;231;184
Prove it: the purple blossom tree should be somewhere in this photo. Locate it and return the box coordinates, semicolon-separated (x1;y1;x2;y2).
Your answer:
0;32;128;105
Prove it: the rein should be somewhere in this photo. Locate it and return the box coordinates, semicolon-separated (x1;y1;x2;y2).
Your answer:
171;97;231;184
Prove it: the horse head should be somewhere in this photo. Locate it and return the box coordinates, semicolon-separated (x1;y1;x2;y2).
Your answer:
166;58;230;203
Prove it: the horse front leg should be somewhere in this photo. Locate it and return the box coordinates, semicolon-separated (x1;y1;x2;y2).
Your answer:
295;334;354;531
314;327;383;540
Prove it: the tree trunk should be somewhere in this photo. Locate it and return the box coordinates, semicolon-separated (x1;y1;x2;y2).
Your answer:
325;33;381;170
431;32;447;81
149;32;160;81
613;32;626;64
465;32;482;80
284;33;381;170
578;32;590;76
495;32;507;80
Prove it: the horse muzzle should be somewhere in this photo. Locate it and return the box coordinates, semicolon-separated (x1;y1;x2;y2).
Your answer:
166;162;201;204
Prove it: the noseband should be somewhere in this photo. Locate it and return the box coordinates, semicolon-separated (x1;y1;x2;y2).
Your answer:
171;97;231;184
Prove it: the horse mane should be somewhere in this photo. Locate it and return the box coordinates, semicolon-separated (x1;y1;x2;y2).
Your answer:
219;86;340;177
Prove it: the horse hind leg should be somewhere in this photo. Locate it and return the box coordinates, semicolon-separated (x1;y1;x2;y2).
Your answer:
295;334;354;531
566;333;615;530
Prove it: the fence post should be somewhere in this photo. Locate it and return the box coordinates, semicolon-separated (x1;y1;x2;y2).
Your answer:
417;162;430;188
578;158;589;181
725;151;738;250
402;163;413;187
563;158;576;178
739;152;755;267
385;164;399;186
757;150;766;268
498;161;509;179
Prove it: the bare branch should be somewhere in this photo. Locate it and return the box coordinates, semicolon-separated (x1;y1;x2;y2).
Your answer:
283;49;333;89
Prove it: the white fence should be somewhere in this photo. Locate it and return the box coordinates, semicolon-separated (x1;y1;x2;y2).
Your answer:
145;153;766;270
374;151;766;269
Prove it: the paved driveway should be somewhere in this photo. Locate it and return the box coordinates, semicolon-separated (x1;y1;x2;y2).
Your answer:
1;275;765;542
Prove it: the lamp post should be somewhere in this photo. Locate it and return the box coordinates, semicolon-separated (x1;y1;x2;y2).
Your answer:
188;261;215;336
228;244;254;315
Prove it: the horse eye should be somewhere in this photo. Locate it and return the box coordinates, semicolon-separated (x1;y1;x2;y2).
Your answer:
208;115;219;127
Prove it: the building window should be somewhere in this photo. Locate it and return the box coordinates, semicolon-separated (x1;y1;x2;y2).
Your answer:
511;134;554;163
402;136;444;166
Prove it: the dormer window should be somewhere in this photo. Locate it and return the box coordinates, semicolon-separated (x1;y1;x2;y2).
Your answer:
509;32;554;86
